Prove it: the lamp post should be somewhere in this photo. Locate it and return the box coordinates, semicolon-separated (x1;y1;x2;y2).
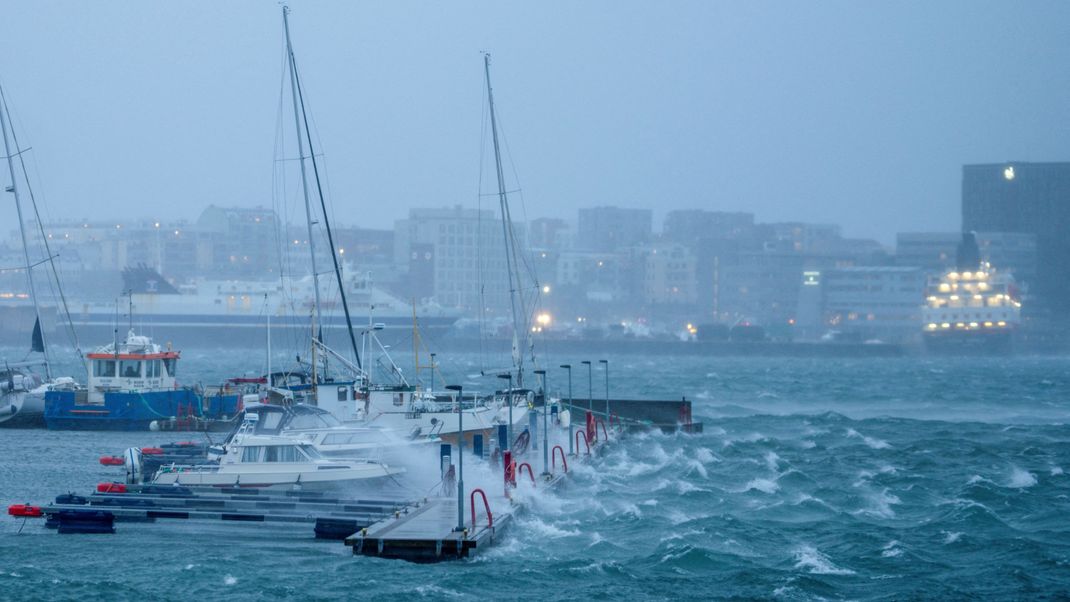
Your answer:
497;372;513;451
534;369;548;476
599;359;609;422
581;360;592;413
429;352;436;393
560;364;573;455
445;384;464;532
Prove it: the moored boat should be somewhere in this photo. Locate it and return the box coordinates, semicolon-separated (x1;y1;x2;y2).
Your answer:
44;330;241;430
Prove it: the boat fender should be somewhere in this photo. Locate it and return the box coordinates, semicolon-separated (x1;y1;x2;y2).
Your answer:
141;447;164;455
8;504;43;518
99;456;124;466
96;482;127;494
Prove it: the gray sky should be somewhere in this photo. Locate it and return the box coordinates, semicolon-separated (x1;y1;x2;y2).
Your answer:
2;1;1068;244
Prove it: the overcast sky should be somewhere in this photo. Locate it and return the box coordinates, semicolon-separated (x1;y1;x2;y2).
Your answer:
2;1;1068;244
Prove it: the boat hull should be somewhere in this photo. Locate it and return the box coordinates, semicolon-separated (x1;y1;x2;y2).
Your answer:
45;388;241;431
922;329;1015;355
0;391;45;428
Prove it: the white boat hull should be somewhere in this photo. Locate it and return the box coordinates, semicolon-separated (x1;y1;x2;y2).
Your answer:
152;462;403;489
0;390;44;427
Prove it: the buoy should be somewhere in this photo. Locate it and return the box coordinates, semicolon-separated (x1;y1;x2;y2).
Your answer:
8;504;43;518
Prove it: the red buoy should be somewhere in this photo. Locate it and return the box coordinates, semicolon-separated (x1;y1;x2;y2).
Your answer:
140;447;164;455
99;456;124;466
96;482;127;494
8;504;43;518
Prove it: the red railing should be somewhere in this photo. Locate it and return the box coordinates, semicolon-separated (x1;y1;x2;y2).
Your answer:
517;462;536;486
552;445;568;473
575;430;590;455
470;488;493;529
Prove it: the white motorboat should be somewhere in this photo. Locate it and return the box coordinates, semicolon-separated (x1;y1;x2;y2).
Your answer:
227;402;436;463
150;415;404;489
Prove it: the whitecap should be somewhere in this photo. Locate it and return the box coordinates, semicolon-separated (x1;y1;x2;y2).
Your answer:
764;451;781;471
522;518;580;539
686;459;709;479
695;447;718;463
223;575;237;586
942;531;963;544
1052;466;1064;476
742;477;780;494
1007;466;1037;488
846;428;890;449
881;540;903;558
793;545;855;575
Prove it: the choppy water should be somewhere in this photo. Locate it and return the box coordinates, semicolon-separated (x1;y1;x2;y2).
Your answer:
2;348;1070;600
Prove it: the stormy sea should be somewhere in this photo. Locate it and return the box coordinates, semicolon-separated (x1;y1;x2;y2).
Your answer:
2;348;1069;600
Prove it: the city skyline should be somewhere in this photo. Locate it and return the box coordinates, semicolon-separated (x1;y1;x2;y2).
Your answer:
1;2;1068;245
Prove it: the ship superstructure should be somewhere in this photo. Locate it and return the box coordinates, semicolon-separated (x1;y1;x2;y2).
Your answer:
922;233;1021;352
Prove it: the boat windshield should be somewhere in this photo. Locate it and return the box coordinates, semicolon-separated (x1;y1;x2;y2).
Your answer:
299;444;324;460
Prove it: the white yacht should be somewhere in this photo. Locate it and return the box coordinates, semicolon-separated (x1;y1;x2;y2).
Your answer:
150;415;403;490
227;403;436;463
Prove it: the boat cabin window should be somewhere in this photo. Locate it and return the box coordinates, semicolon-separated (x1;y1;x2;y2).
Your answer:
146;360;161;378
93;360;116;378
119;360;142;378
240;446;263;462
264;445;300;463
337;386;348;402
163;358;176;377
290;413;327;430
255;412;284;432
299;444;323;460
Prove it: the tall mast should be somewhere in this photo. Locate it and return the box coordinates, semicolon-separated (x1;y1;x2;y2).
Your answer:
483;54;526;387
281;6;363;373
282;7;323;357
0;84;50;379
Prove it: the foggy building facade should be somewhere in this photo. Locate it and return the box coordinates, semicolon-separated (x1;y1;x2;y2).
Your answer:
962;162;1070;322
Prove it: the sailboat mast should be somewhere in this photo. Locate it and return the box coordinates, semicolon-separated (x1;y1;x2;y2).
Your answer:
483;54;525;387
282;7;323;352
0;84;50;379
281;6;363;373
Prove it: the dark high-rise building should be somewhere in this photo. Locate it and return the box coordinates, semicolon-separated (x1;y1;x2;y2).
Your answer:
962;162;1070;318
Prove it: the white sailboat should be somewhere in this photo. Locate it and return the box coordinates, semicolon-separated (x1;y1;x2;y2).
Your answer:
264;9;530;447
0;82;81;427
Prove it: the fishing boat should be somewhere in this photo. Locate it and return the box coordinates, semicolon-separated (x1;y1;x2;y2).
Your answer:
149;413;403;490
43;329;241;430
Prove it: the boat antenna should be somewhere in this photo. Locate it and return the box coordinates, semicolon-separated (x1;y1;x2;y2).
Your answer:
0;82;51;379
282;6;362;372
483;54;527;388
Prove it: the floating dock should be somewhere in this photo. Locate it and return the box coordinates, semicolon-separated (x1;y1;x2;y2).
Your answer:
10;398;701;562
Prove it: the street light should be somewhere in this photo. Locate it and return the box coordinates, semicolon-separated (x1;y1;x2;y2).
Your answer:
560;364;573;455
445;384;464;532
580;360;592;413
497;372;514;451
534;369;548;476
430;352;437;393
599;359;609;422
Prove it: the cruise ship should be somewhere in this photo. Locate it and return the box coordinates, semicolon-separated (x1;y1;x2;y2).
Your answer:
922;233;1021;353
65;265;461;346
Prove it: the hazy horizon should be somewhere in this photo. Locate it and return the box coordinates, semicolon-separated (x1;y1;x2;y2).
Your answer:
2;1;1069;245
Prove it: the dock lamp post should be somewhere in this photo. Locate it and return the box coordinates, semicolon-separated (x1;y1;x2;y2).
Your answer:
581;360;593;413
599;359;609;422
430;352;436;393
497;372;514;451
534;369;548;476
445;384;464;532
560;364;573;455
